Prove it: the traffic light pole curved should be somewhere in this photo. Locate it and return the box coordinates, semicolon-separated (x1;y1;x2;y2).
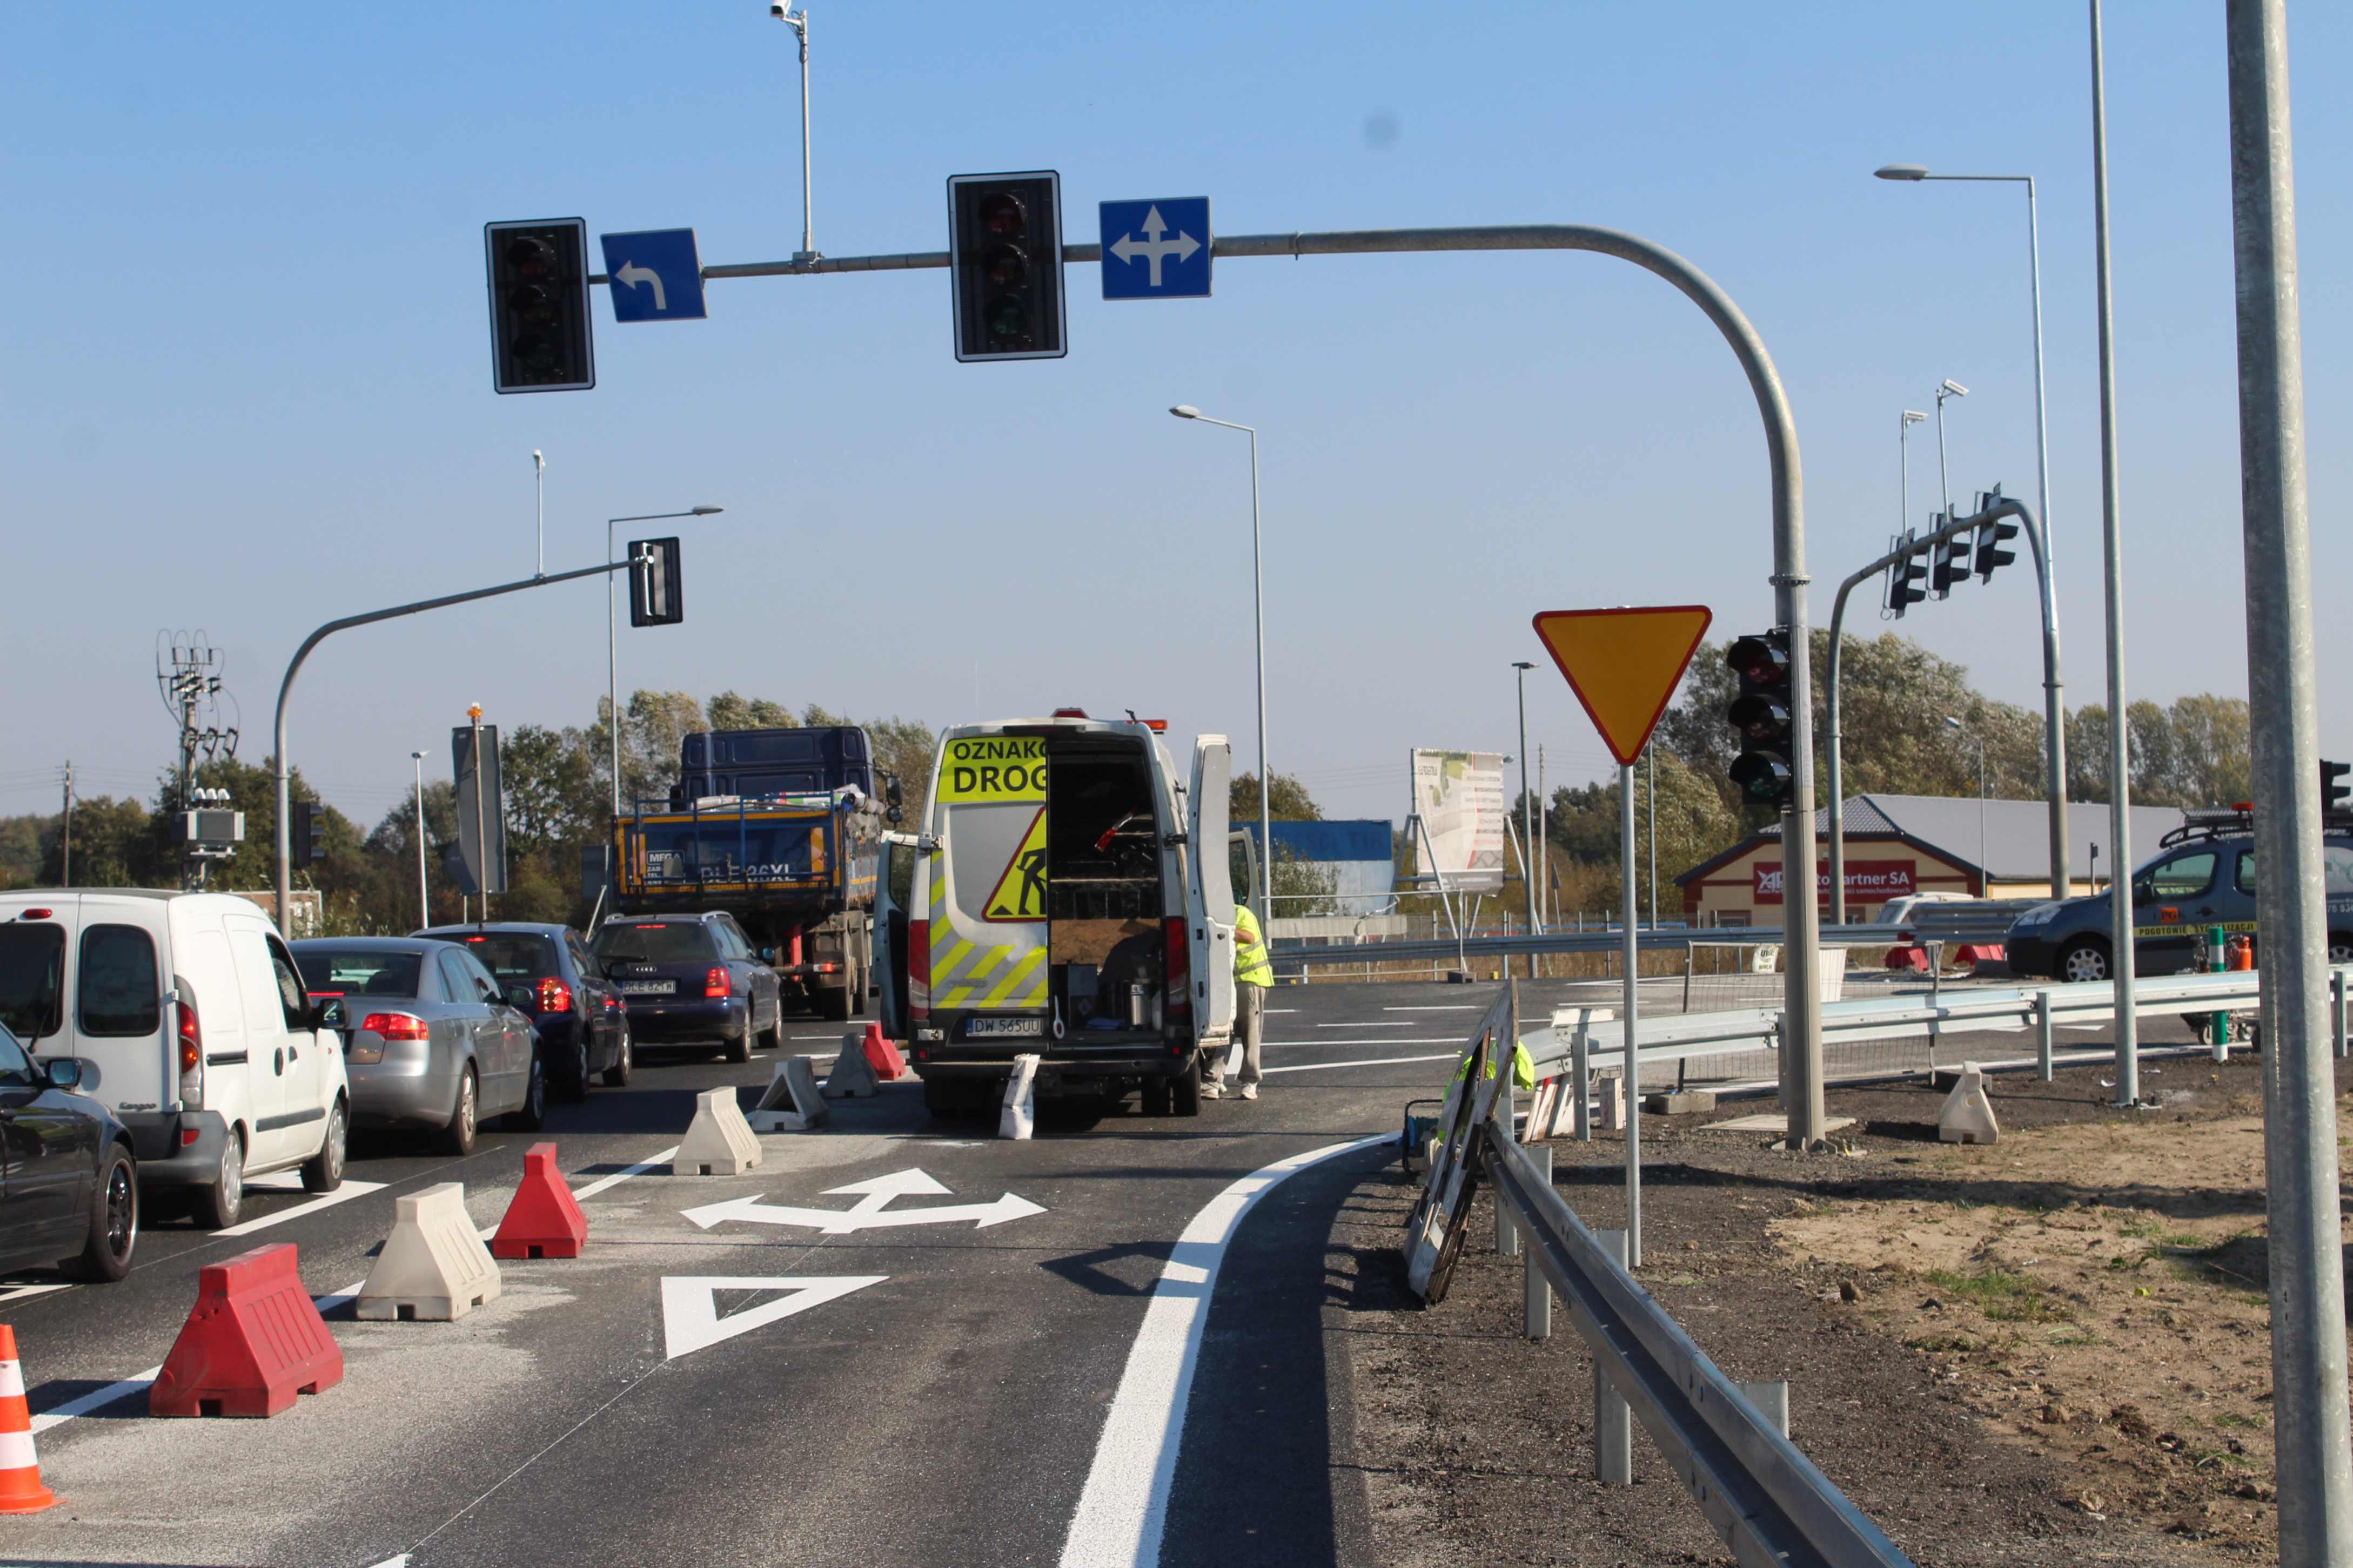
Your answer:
271;558;635;934
1824;496;2044;922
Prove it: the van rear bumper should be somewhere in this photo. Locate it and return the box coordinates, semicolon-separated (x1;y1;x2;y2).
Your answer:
118;1111;230;1187
914;1042;1197;1091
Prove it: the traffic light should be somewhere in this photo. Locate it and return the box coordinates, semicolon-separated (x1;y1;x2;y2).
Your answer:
1724;631;1795;807
948;172;1067;362
2324;759;2349;812
485;219;594;393
1930;528;1972;598
290;800;324;865
629;537;683;628
1974;516;2019;582
1888;534;1928;619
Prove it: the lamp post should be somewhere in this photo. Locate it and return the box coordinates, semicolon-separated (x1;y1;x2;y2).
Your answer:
411;750;428;930
1512;661;1537;937
1900;409;1927;533
1170;405;1272;933
1944;716;1987;894
1932;378;1968;524
1876;160;2072;903
607;507;723;822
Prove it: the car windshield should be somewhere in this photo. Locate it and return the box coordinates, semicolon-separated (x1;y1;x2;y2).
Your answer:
593;923;718;964
292;948;424;999
0;923;65;1042
428;933;555;981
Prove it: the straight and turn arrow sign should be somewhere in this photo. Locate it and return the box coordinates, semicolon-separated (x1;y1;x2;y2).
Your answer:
680;1168;1046;1235
1099;197;1212;300
1109;205;1201;288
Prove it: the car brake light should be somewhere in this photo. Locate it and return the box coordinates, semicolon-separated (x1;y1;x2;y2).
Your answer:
537;977;573;1012
1164;916;1190;1019
706;967;730;998
21;909;51;920
909;919;929;1019
361;1012;430;1041
1051;706;1089;719
178;994;202;1074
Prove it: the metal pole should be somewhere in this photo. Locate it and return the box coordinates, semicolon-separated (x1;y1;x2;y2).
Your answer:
60;763;71;887
1647;746;1657;930
2021;182;2073;898
468;705;490;925
2224;1;2353;1556
608;516;621;823
797;10;813;260
2089;1;2139;1111
533;449;545;579
1538;745;1549;928
1934;388;1954;525
1516;663;1536;938
1620;763;1641;1266
412;751;428;930
1249;425;1271;936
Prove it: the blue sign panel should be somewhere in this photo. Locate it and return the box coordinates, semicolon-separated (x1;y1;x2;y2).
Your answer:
599;228;707;322
1098;198;1211;301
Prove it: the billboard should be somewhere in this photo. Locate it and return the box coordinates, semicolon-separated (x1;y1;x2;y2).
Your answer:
1754;859;1916;907
1410;749;1506;892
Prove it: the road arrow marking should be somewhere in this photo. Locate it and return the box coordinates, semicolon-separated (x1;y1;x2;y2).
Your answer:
614;260;667;311
1108;205;1201;288
679;1167;1045;1234
660;1275;886;1360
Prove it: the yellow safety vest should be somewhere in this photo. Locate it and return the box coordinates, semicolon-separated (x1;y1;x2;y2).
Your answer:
1233;906;1273;987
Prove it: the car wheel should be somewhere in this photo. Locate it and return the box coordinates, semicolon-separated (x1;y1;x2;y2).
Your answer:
62;1145;138;1283
2059;939;2111;985
556;1034;591;1103
192;1126;245;1230
2329;934;2353;964
1171;1058;1203;1118
507;1055;548;1131
602;1026;633;1088
723;1024;752;1065
759;1008;786;1052
440;1066;479;1156
299;1097;347;1193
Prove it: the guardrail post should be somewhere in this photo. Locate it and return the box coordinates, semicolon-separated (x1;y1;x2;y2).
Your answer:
1736;1380;1791;1438
2036;990;2055;1082
2336;970;2348;1059
1593;1227;1633;1483
1497;1184;1519;1256
1572;1023;1593;1142
1523;1146;1553;1341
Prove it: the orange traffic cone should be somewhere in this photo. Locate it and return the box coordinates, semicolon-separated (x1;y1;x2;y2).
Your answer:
0;1325;57;1512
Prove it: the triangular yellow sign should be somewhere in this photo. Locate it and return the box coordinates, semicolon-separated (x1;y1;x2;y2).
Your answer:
983;806;1049;921
1531;605;1713;766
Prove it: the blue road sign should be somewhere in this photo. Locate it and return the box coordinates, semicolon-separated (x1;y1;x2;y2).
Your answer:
1099;198;1211;300
599;228;707;322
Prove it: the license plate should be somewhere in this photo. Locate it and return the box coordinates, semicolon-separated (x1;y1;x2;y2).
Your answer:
967;1017;1042;1038
621;980;676;996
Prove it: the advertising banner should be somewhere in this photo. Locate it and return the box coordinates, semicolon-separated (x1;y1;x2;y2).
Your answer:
1410;749;1506;892
1754;859;1916;906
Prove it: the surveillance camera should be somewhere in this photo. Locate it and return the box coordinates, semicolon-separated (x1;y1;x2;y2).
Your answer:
770;2;787;15
1941;379;1969;396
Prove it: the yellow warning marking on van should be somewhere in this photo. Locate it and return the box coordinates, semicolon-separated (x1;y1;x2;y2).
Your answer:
984;807;1049;922
931;934;973;978
940;737;1048;803
982;949;1048;1007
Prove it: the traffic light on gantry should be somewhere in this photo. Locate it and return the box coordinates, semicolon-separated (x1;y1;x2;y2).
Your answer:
1725;631;1795;807
1930;528;1972;599
1888;534;1929;619
2323;759;2349;813
485;219;594;393
290;800;324;865
948;172;1067;362
1974;516;2019;583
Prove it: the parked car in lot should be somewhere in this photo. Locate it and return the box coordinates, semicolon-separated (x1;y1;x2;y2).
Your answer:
0;890;347;1230
414;923;631;1096
588;911;782;1063
0;1020;138;1282
289;938;542;1155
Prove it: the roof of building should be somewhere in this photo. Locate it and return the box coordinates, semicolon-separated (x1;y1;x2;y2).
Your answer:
1674;793;2190;886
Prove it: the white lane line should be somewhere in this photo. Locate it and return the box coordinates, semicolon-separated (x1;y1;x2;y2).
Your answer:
1058;1134;1389;1568
1262;1035;1463;1049
214;1180;388;1238
1315;1021;1412;1028
1263;1008;1297;1014
32;1145;685;1436
1261;1052;1458;1075
0;1283;76;1306
1383;1005;1483;1012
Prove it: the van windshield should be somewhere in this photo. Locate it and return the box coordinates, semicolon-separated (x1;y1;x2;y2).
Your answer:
0;924;65;1042
593;923;719;964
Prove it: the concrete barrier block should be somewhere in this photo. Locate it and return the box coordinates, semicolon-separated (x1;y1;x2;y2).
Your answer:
999;1054;1039;1141
748;1055;829;1133
357;1183;502;1322
1643;1090;1719;1116
1595;1073;1626;1133
678;1088;764;1174
1938;1061;2000;1146
823;1028;879;1099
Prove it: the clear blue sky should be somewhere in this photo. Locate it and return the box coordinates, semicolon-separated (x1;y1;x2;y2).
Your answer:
5;3;2348;829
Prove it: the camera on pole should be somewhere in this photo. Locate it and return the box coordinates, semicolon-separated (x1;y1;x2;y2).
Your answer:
947;172;1067;362
1725;631;1795;807
485;219;595;394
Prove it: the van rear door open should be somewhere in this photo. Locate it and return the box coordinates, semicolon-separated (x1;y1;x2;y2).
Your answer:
930;736;1051;1024
1187;737;1237;1044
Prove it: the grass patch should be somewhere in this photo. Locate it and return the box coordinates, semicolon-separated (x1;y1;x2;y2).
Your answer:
1923;1267;2070;1323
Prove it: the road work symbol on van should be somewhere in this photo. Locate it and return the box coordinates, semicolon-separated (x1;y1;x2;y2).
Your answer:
985;808;1049;922
940;736;1048;803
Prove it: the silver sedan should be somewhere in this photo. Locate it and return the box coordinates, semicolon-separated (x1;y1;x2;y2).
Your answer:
290;937;544;1155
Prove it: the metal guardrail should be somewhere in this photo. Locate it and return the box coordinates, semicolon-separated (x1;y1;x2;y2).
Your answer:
1904;900;2045;945
1273;924;1897;969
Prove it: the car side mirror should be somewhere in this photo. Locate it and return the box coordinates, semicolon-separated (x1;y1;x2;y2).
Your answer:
503;984;535;1012
310;997;346;1032
43;1058;82;1091
760;947;776;963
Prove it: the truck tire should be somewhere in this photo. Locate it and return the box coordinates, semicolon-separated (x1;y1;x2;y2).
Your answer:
815;980;850;1022
1171;1058;1203;1118
847;953;868;1018
1141;1077;1172;1117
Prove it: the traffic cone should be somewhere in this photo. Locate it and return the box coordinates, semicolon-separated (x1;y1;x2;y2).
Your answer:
0;1325;57;1512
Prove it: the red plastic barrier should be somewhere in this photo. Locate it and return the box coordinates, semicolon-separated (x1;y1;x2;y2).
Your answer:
491;1142;587;1260
150;1243;342;1418
1884;944;1930;972
861;1022;911;1081
1953;943;2005;971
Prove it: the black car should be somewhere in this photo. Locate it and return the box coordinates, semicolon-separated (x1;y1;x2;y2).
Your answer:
589;912;782;1064
0;1020;137;1282
415;923;632;1098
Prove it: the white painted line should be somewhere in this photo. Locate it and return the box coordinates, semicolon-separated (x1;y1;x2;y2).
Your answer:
30;1368;160;1434
1263;1008;1298;1014
1058;1135;1389;1568
0;1283;76;1306
1262;1035;1463;1049
1383;1005;1483;1012
573;1144;683;1202
368;1557;414;1568
1315;1021;1413;1028
214;1180;387;1238
1259;1052;1458;1075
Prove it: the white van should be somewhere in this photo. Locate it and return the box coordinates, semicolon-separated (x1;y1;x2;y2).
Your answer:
0;891;351;1228
907;714;1236;1118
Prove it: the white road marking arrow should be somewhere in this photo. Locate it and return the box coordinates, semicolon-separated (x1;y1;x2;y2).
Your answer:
660;1274;886;1359
679;1166;1045;1234
1108;205;1202;288
614;259;668;311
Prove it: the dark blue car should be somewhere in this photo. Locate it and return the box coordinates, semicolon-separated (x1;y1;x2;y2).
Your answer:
415;923;632;1098
589;911;782;1064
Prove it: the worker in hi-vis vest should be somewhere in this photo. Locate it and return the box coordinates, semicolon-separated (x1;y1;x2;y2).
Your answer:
1207;901;1272;1100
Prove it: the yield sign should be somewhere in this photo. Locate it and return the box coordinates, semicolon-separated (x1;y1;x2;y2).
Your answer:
660;1275;886;1360
1531;605;1713;766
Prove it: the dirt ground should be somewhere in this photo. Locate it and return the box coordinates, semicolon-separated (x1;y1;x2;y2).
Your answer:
1327;1049;2348;1566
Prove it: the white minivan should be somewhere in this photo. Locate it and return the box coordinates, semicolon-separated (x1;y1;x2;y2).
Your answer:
0;891;350;1228
907;712;1237;1118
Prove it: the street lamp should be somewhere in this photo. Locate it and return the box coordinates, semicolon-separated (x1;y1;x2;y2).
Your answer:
411;750;428;930
1170;404;1271;934
1512;661;1538;937
1933;378;1968;526
1899;409;1927;534
608;507;724;822
1944;715;1987;894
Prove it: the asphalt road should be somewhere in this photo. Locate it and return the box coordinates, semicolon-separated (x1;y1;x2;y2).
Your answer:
4;979;2120;1567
